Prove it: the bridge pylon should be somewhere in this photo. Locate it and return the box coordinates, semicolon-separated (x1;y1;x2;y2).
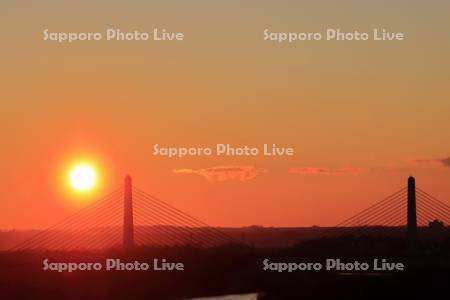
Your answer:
123;175;134;251
407;176;417;252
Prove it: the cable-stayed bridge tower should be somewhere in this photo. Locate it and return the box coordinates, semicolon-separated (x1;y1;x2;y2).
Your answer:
123;175;134;251
407;176;417;251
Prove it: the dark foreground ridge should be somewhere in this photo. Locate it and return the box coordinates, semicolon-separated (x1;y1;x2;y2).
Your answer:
0;234;449;300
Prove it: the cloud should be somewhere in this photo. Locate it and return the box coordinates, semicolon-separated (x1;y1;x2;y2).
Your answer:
412;157;450;168
173;166;267;182
288;166;366;175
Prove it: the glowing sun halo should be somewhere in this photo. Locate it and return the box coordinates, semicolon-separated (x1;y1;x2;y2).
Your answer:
69;164;97;192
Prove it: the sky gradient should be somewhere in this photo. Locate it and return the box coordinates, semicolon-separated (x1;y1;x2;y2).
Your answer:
1;1;449;229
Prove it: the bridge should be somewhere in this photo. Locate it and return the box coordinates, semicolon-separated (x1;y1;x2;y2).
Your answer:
10;176;450;251
328;177;449;249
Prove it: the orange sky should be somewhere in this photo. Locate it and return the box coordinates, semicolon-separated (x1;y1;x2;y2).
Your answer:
1;1;449;229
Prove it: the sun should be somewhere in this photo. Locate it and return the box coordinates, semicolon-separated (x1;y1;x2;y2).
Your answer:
69;164;97;192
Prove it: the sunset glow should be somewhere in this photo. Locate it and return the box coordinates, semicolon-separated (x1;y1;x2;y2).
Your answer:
0;1;449;231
